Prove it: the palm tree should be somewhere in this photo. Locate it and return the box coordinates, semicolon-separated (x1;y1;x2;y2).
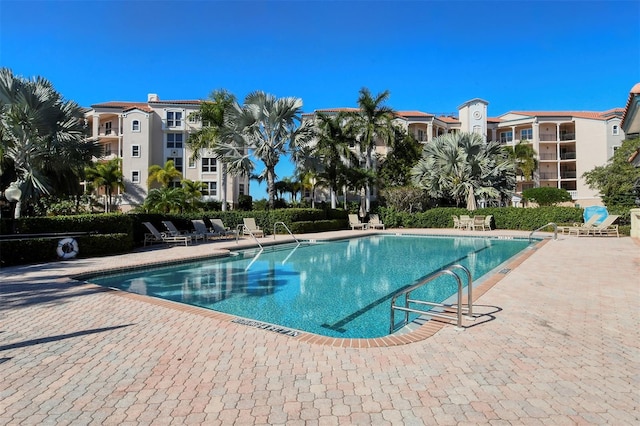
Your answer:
346;88;395;211
505;140;537;182
218;91;313;209
147;160;182;188
307;112;358;209
0;68;100;216
84;158;124;212
142;187;187;214
181;179;206;209
187;89;237;211
411;132;515;207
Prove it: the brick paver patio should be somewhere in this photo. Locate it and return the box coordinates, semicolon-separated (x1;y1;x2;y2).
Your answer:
1;229;638;425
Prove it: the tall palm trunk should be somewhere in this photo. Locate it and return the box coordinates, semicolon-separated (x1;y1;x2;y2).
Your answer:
221;162;228;211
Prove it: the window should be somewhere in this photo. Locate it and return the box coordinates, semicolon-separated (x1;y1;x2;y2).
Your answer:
104;121;112;135
520;128;533;140
239;183;245;196
131;170;140;184
167;133;183;148
104;144;112;156
167;156;183;172
132;120;140;132
131;145;140;157
201;158;217;173
612;125;619;136
167;111;182;127
188;157;196;168
473;125;482;135
203;181;217;197
168;180;181;189
417;129;425;141
499;131;513;143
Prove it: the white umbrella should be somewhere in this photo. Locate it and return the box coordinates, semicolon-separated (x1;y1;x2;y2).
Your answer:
466;190;477;211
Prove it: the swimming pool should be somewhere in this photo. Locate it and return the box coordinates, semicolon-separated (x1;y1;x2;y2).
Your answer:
82;235;532;338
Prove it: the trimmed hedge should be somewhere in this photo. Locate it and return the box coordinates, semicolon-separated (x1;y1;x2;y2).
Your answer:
0;233;133;267
378;206;584;231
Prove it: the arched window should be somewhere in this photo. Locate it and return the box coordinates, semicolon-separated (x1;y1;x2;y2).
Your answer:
132;120;140;132
612;124;619;136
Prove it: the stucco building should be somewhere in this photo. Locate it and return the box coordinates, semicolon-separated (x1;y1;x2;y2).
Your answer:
306;99;626;207
85;94;249;211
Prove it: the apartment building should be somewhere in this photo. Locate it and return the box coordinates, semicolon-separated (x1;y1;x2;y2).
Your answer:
85;94;249;211
317;98;625;207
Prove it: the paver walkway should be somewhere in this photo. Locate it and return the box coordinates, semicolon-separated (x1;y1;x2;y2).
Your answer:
1;230;638;425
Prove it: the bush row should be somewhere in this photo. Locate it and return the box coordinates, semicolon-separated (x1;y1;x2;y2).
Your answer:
0;233;133;267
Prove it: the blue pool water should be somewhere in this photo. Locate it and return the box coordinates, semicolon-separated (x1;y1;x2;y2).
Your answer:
83;235;532;338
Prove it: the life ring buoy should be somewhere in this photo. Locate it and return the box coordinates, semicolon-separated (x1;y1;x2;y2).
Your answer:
57;238;79;259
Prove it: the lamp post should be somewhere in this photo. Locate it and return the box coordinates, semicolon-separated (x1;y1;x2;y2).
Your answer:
5;182;22;220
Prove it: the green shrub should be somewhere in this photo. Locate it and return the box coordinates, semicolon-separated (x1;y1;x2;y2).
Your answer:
522;187;573;206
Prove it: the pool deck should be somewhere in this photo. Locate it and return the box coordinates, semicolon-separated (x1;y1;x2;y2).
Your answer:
1;228;638;425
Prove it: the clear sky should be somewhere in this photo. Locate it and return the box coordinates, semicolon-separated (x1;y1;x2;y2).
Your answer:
1;0;639;199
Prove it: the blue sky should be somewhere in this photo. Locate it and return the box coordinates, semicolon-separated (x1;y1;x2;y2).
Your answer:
1;0;639;199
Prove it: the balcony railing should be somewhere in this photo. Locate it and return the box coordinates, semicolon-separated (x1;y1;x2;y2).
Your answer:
560;171;577;179
560;152;576;160
539;153;557;160
539;134;557;141
560;132;576;141
539;173;558;180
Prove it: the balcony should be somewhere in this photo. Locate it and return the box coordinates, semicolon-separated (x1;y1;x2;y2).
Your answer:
539;134;557;142
560;152;576;160
560;132;576;141
560;171;577;179
539;172;558;180
539;153;557;161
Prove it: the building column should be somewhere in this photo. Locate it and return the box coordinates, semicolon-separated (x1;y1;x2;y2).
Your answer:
427;122;433;142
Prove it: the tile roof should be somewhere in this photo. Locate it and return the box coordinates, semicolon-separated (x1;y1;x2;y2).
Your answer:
396;111;434;118
505;110;623;120
621;82;640;130
90;101;154;113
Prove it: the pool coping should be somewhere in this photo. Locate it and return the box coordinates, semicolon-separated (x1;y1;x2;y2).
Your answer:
70;232;549;347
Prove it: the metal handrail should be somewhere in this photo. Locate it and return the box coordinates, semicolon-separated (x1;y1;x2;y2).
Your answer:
390;264;472;332
529;222;557;242
236;225;263;249
273;221;299;243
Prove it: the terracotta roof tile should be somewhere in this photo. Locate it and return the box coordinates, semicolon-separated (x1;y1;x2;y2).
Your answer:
506;110;623;120
396;111;434;118
621;82;640;129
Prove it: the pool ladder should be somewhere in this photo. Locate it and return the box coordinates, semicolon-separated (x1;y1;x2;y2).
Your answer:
390;264;473;333
529;222;558;242
273;221;299;243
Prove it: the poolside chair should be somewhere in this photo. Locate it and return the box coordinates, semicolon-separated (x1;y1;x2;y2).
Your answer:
452;215;463;230
243;217;265;238
210;218;238;239
580;215;619;237
559;214;600;235
142;222;191;246
162;220;204;243
348;214;368;230
191;219;220;240
471;215;486;231
368;214;385;230
483;215;493;231
459;215;472;230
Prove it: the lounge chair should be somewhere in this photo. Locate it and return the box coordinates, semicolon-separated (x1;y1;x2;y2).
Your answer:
452;215;463;230
579;215;619;237
559;214;600;235
243;217;265;238
210;218;238;239
162;220;204;243
471;215;486;231
369;214;385;230
483;215;493;231
348;214;368;230
191;219;220;240
142;222;191;246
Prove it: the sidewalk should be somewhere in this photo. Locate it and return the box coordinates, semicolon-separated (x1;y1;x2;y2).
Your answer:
1;230;638;424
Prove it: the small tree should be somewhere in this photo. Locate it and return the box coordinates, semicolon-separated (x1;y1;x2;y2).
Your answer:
583;137;640;208
522;187;572;206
